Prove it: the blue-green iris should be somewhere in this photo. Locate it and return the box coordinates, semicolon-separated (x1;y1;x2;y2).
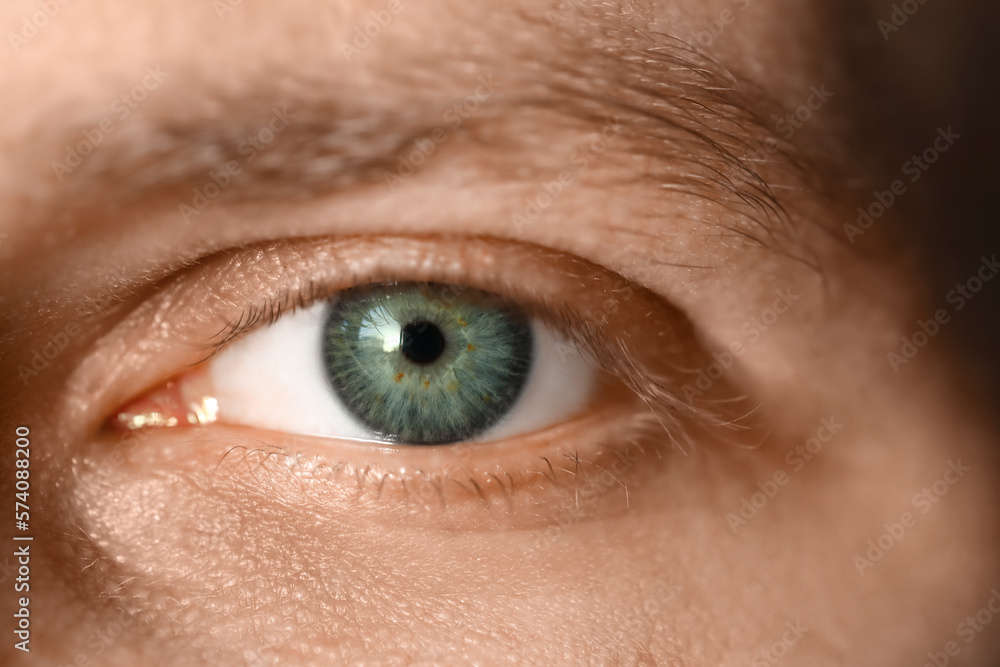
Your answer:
322;283;533;444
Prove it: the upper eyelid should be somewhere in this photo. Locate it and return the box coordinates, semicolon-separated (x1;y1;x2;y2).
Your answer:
192;237;669;367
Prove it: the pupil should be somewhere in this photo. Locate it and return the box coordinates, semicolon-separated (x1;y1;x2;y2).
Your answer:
400;320;446;365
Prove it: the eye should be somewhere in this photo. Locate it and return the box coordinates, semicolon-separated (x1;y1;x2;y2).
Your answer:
184;282;595;445
97;236;738;522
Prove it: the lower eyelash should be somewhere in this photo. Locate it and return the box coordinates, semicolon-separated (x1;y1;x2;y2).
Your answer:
207;410;670;520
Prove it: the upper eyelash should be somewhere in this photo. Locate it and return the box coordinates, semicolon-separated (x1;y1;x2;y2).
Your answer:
201;279;324;364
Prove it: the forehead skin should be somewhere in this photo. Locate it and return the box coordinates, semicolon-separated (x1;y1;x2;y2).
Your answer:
1;1;999;666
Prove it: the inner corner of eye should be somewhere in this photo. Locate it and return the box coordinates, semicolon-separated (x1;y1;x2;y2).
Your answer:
112;368;218;433
118;281;600;446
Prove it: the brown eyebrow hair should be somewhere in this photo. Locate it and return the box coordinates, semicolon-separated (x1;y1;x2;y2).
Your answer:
14;18;822;255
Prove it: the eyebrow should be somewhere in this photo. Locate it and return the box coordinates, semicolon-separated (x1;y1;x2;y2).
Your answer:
20;26;809;247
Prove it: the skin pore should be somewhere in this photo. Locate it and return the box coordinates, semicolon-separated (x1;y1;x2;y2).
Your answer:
1;0;999;665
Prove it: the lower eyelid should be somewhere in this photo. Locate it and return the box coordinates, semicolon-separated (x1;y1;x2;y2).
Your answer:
90;397;666;532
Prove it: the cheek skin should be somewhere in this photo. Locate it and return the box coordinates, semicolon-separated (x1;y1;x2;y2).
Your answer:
54;428;731;663
61;429;683;663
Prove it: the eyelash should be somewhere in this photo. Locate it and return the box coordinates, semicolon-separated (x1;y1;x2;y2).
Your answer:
206;280;324;357
200;265;736;456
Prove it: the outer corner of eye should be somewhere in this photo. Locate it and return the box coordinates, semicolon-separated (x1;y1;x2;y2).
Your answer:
115;282;602;448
